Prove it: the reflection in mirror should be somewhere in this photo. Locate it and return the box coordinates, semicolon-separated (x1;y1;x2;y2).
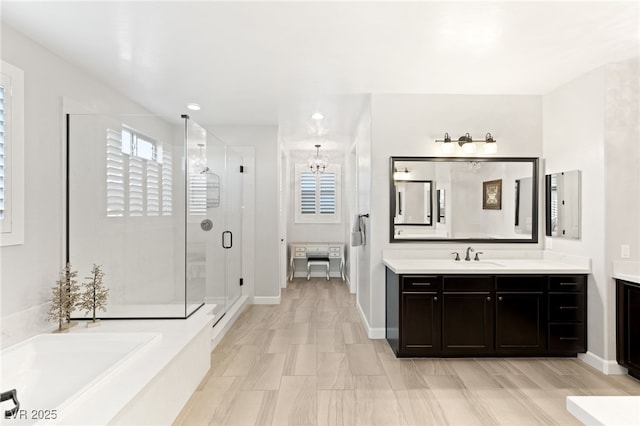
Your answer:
390;157;539;243
545;170;581;239
437;189;445;223
394;181;432;225
515;177;533;234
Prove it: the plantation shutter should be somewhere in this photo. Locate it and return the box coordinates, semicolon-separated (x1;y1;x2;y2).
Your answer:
300;171;316;215
129;157;144;216
162;150;173;215
319;172;336;215
188;169;206;215
295;163;341;224
106;129;125;217
550;174;558;226
147;161;160;216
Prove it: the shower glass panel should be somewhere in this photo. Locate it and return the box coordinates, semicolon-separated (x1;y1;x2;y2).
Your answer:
185;119;209;317
204;132;228;322
67;114;204;319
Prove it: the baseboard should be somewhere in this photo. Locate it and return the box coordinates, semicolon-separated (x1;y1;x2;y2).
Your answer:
579;351;627;375
355;300;385;339
252;295;281;305
346;276;355;294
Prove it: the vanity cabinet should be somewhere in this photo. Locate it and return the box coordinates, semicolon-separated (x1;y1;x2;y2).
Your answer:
385;269;587;357
400;275;441;356
617;279;640;379
548;275;586;353
441;276;493;354
495;276;545;354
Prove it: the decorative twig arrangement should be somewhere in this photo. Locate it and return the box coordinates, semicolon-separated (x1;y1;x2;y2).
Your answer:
47;263;80;332
47;263;109;331
78;264;109;326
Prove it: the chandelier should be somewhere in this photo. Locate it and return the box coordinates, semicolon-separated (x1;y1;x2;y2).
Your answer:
308;144;328;174
190;143;209;173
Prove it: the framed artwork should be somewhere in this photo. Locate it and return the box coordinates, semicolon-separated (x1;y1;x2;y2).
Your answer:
483;179;502;210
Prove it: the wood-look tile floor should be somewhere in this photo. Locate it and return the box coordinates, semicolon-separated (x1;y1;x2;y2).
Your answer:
174;278;640;426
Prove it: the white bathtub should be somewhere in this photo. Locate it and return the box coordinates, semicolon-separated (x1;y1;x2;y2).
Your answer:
0;333;161;425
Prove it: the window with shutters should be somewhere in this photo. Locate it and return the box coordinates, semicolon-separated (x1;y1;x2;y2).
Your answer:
0;62;24;247
106;126;172;218
294;163;341;223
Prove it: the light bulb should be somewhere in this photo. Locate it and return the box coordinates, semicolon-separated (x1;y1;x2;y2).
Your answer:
484;142;498;154
441;142;454;154
461;142;476;154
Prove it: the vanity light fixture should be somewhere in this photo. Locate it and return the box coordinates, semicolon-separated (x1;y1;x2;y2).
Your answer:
460;133;476;154
309;144;328;174
484;132;497;154
435;132;498;154
441;133;454;154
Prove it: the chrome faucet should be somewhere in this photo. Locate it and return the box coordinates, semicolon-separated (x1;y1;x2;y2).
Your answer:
465;246;474;261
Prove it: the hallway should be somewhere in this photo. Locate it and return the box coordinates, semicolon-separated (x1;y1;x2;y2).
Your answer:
174;278;640;425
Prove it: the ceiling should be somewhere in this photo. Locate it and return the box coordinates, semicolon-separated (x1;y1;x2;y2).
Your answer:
2;1;639;147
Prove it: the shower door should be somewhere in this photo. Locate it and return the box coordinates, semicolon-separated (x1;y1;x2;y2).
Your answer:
224;147;243;312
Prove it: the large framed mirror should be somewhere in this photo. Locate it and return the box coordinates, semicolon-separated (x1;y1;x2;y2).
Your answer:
390;157;539;243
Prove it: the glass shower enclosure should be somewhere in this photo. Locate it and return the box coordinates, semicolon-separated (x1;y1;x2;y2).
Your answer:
67;114;242;320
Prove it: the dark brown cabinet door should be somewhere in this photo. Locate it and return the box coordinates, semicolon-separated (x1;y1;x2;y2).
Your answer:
401;292;441;355
442;293;493;354
495;292;545;354
625;285;640;373
618;280;640;379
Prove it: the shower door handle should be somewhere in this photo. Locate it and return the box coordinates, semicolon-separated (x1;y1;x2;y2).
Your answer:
222;231;232;249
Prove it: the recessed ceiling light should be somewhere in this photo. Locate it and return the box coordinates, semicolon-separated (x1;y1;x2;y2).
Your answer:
311;112;324;120
187;103;201;111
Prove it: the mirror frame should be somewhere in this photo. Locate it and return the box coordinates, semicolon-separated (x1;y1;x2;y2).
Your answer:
389;156;539;243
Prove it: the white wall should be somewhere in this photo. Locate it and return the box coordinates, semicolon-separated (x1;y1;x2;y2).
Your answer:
366;94;543;334
355;103;373;328
208;125;280;301
0;25;156;347
604;57;640;362
543;67;607;363
544;57;640;368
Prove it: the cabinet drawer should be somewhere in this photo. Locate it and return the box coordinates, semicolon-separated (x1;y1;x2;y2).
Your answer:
443;276;493;292
496;275;544;292
548;324;585;353
549;294;585;322
402;275;441;291
549;275;586;292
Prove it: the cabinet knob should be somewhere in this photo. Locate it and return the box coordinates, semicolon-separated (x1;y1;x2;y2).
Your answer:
433;296;438;301
486;296;491;301
498;296;503;301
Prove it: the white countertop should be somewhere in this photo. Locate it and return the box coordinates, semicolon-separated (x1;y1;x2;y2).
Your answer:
567;396;640;425
383;250;590;274
613;261;640;283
